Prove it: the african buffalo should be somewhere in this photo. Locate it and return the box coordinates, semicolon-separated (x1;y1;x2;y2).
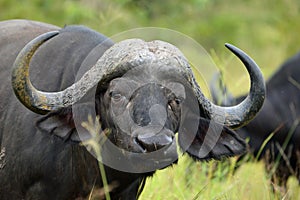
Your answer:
0;19;265;199
211;52;300;183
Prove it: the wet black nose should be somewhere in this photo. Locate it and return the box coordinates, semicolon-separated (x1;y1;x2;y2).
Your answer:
136;133;173;152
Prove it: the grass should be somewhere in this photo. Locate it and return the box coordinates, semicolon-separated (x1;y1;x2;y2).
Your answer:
140;155;300;200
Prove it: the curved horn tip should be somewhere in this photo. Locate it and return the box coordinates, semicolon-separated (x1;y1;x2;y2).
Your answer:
224;43;256;66
35;30;60;43
224;43;235;49
42;30;60;37
224;43;242;55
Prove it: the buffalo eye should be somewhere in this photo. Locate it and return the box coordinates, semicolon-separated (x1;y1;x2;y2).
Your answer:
110;91;124;102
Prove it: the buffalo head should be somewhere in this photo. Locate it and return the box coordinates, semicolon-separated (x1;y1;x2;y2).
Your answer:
11;31;266;172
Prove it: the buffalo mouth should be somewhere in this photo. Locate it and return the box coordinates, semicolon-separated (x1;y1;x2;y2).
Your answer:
122;129;179;169
131;136;178;170
134;131;174;153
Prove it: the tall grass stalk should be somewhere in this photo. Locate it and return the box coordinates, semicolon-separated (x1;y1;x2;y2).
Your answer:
255;131;276;161
81;115;111;200
270;119;300;178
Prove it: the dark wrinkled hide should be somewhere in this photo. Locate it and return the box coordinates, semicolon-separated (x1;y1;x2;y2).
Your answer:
212;52;300;183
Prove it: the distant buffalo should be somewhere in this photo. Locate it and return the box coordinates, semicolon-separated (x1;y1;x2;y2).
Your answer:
0;20;265;199
211;52;300;183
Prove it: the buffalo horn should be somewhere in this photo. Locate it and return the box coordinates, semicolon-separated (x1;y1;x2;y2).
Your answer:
12;31;265;129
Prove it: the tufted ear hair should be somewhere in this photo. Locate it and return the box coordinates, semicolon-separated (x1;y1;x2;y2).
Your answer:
179;116;247;161
36;107;81;142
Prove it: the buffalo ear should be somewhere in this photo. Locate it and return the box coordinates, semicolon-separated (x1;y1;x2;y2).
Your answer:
36;107;81;142
178;117;246;161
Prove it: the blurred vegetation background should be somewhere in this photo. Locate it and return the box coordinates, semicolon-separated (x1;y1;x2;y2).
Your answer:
1;0;300;199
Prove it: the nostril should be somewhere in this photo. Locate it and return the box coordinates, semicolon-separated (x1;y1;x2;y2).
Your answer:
136;134;173;152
